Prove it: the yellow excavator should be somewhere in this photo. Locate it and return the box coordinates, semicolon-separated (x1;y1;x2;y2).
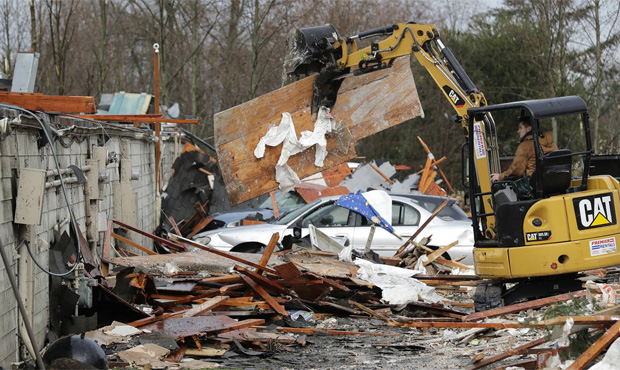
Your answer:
286;22;620;310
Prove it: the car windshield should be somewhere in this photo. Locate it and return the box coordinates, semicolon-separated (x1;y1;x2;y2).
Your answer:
258;191;307;213
409;197;469;221
273;198;324;225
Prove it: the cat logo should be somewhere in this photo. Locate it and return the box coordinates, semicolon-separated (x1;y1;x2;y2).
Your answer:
442;86;465;108
573;193;616;230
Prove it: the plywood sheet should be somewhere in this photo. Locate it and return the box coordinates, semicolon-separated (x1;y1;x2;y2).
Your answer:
214;57;423;205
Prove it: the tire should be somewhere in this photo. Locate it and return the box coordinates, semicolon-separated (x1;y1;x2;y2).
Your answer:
230;243;266;254
473;283;503;312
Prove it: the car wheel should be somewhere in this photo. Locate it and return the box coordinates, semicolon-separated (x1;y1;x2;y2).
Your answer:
230;243;266;253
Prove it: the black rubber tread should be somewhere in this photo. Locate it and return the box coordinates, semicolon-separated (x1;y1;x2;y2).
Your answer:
473;283;503;312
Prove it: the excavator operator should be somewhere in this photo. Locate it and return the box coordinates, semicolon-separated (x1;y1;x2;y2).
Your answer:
490;117;558;183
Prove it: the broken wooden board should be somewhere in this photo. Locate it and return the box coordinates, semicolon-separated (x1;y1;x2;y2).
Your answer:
214;57;423;205
0;91;96;113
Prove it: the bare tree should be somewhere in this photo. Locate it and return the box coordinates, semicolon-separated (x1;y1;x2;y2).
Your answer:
44;0;79;95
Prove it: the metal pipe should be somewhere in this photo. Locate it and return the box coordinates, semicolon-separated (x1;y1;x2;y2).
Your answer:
0;241;45;369
45;165;91;178
45;176;81;189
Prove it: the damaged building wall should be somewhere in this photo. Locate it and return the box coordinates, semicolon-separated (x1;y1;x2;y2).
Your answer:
0;108;177;365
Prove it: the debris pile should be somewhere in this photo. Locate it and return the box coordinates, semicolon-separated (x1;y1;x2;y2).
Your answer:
43;215;620;369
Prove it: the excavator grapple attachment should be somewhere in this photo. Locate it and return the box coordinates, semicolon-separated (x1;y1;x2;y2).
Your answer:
284;24;341;77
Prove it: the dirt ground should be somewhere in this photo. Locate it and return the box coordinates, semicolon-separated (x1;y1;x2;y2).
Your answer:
215;316;543;370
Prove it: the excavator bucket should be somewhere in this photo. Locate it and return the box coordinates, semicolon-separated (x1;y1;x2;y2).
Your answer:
214;56;423;206
284;24;348;111
284;24;342;77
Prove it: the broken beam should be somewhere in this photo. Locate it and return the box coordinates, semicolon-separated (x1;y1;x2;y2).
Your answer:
171;234;278;275
240;275;290;317
0;91;96;113
463;290;587;322
567;319;620;369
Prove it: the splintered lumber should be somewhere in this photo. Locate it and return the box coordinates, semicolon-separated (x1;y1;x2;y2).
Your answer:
233;265;296;297
184;348;227;357
538;315;620;327
182;296;230;317
567;319;620;369
171;234;277;275
111;233;157;255
395;197;450;257
400;321;524;329
407;302;465;319
463;290;587;322
240;275;290;317
0;91;96;113
423;241;458;266
468;336;547;370
201;275;243;285
257;233;279;275
214;57;423;205
349;300;398;326
111;219;185;252
266;326;400;337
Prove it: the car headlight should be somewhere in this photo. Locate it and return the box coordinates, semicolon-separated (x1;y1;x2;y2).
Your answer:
194;236;211;245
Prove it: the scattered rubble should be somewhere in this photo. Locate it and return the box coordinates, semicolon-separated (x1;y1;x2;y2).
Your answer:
39;214;620;369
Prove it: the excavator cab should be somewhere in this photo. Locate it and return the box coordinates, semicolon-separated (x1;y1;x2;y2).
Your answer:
467;96;620;309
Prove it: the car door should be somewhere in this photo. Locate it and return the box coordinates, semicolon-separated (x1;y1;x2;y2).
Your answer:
352;201;421;256
298;202;355;246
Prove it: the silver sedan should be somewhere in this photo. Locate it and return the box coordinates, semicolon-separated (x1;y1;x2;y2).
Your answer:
193;194;475;264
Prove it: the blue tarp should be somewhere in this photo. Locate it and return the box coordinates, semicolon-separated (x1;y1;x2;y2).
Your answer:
336;191;394;233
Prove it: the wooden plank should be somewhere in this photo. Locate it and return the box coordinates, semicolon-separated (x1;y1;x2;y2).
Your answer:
257;233;279;275
167;216;189;251
349;300;398;325
240;275;289;317
78;114;163;120
187;217;213;239
468;336;547;370
183;296;230;317
567;319;620;369
538;315;620;327
234;265;296;297
184;347;227;357
267;326;399;337
0;91;96;113
111;232;157;256
400;321;524;329
423;241;459;266
463;290;587;322
214;57;423;205
171;233;278;275
157;290;220;308
112;219;185;252
102;219;113;276
201;275;243;284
